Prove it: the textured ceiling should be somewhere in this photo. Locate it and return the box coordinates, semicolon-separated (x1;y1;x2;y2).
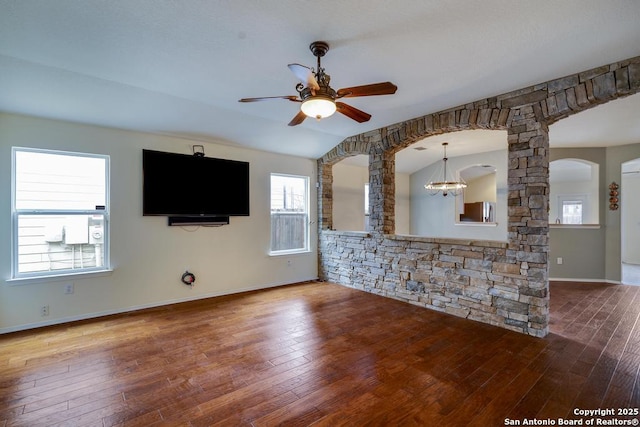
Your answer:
1;0;639;166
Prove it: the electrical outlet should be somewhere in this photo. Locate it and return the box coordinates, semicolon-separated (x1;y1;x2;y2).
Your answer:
64;283;74;294
287;260;292;267
41;305;49;316
557;257;563;265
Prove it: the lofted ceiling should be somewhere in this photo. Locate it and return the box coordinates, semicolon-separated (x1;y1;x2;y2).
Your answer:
1;1;639;166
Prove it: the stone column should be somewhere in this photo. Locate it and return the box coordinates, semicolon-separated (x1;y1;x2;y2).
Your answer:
368;151;395;235
507;104;550;337
317;161;333;231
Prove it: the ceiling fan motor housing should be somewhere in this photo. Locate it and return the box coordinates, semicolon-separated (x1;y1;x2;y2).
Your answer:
309;41;329;58
299;85;336;102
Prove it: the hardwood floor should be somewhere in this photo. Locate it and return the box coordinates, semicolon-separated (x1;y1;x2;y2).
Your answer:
622;263;640;285
1;280;639;426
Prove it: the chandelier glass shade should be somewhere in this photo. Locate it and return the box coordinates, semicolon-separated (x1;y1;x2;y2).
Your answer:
301;96;336;119
424;142;467;197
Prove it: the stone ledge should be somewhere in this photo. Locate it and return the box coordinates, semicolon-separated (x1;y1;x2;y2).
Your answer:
386;234;509;249
320;230;371;238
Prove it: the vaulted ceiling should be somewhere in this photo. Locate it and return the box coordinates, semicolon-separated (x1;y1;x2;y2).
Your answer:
1;1;639;164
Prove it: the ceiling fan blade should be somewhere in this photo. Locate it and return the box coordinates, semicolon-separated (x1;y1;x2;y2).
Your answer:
336;82;398;98
287;63;320;91
288;110;307;126
239;96;300;102
336;102;371;123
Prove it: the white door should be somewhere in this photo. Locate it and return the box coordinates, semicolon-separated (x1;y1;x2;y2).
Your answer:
622;159;640;265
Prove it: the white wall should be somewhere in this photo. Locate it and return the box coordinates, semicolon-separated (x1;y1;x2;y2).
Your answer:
410;149;508;241
0;113;318;333
395;172;411;235
332;160;410;234
332;161;368;231
465;173;496;203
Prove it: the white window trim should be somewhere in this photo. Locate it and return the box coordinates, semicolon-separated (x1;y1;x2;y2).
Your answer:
269;248;311;257
6;269;114;285
11;147;111;280
269;173;310;255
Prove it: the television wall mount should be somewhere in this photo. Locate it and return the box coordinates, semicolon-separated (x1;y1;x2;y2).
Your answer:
192;145;205;157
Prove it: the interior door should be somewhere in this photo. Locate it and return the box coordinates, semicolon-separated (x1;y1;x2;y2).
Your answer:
622;159;640;264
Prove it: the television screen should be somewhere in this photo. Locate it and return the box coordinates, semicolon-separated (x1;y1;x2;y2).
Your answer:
142;149;250;217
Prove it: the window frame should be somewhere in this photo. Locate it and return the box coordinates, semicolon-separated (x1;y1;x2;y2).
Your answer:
269;173;310;255
11;147;111;279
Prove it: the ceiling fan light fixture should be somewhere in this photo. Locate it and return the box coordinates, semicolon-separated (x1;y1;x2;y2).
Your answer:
301;96;336;120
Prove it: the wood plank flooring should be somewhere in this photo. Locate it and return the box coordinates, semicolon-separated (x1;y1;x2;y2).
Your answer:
1;280;639;426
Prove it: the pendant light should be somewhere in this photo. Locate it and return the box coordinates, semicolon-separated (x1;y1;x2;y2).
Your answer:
424;142;467;196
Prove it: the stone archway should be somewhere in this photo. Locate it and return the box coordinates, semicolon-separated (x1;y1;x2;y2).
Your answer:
317;55;640;337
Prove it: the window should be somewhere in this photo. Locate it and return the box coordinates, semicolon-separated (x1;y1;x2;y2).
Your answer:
270;174;309;254
562;200;583;224
12;147;110;278
556;195;587;224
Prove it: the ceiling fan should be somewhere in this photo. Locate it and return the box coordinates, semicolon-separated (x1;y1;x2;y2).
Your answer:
239;41;398;126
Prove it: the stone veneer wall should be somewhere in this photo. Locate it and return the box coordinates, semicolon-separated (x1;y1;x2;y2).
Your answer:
318;55;640;337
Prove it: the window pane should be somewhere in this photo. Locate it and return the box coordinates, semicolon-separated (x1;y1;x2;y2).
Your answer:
270;174;308;252
16;214;106;274
562;201;583;224
270;175;307;212
15;150;106;210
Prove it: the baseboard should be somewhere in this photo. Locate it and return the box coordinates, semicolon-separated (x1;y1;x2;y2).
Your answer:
0;277;320;335
550;277;622;285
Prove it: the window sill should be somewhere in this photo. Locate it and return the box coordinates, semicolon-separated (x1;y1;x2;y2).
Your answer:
455;222;498;227
269;249;311;257
550;224;601;229
6;269;114;286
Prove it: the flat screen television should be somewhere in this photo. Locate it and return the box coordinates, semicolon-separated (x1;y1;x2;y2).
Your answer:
142;149;250;217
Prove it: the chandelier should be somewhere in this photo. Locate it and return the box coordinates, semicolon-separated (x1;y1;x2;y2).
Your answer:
424;142;467;196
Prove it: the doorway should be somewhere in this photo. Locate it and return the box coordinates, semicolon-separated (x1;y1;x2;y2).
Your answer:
621;158;640;285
